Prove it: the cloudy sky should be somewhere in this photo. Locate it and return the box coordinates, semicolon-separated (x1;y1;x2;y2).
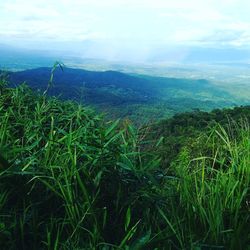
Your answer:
1;0;250;61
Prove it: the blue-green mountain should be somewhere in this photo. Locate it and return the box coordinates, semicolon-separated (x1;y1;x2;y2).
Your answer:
5;67;242;123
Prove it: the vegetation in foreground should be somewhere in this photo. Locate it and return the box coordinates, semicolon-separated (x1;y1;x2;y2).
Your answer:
0;79;249;249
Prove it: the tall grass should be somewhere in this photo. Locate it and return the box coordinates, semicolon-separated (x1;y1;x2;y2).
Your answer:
0;78;249;249
167;121;250;249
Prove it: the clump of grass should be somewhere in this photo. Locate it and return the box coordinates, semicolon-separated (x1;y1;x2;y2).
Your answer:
0;79;162;249
0;75;249;249
166;121;250;249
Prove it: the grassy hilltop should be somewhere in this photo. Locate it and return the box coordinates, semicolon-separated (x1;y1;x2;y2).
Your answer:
0;78;249;249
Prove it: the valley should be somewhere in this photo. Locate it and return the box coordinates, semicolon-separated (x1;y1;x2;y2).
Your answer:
2;65;249;124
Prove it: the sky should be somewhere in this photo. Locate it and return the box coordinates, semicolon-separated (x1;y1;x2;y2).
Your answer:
1;0;250;62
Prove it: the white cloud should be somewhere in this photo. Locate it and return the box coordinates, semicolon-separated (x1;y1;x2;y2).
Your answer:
1;0;250;51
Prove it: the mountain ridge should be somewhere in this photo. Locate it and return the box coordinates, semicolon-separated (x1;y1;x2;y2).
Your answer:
2;66;238;123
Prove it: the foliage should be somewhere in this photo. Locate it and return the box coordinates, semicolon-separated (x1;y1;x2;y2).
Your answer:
0;80;249;249
148;106;250;167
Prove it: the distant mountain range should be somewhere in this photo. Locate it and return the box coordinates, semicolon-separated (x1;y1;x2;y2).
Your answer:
2;67;243;123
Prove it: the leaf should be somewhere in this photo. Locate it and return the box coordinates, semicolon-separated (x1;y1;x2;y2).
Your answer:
104;131;122;148
117;162;132;171
105;119;120;137
125;207;131;231
156;136;164;147
143;158;161;171
93;170;103;187
119;220;140;248
117;154;135;171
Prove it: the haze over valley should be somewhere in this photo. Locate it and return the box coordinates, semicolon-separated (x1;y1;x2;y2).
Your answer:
1;43;249;123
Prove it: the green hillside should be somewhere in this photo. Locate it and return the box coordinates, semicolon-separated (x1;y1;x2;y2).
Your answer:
5;66;244;124
0;79;249;249
149;106;250;167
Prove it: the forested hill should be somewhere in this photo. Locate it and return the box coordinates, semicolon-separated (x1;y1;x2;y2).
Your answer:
8;67;155;99
7;67;226;102
148;106;250;166
3;67;238;123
